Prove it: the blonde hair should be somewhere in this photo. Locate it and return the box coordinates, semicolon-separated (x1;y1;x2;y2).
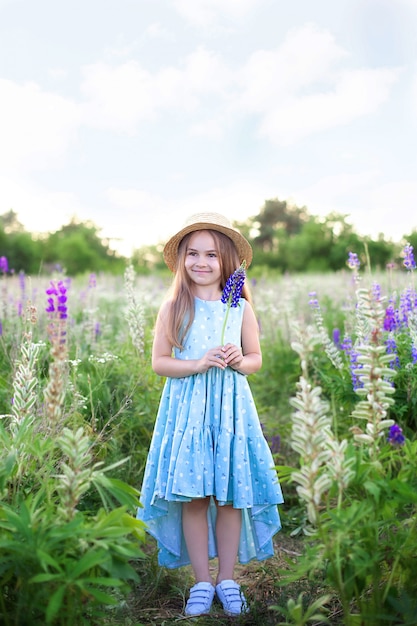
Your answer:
164;229;253;350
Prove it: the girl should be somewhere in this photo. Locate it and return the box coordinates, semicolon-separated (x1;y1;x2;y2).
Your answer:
137;212;283;617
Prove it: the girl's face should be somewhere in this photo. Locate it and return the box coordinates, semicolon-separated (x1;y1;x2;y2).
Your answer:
184;230;221;290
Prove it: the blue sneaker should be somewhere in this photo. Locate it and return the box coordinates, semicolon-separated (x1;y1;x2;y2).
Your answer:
185;582;215;616
215;579;249;616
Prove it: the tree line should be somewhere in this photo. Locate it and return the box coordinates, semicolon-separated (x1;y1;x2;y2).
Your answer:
1;202;415;276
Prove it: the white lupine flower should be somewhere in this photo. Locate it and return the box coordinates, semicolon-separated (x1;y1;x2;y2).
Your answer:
124;264;145;355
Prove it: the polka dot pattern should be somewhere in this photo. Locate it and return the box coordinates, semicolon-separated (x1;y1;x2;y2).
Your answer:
137;297;283;568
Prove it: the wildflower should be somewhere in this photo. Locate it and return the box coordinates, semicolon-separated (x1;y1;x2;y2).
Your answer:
386;334;400;369
372;282;382;301
44;280;69;429
46;280;68;320
124;264;145;355
0;256;8;273
309;296;344;370
347;252;360;270
349;348;363;391
89;273;97;288
221;261;246;345
19;270;26;299
403;243;416;270
387;423;405;446
383;304;397;332
308;292;319;309
269;434;281;455
399;287;416;327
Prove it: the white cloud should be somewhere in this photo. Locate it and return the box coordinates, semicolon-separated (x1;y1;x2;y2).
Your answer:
80;61;157;133
47;68;68;81
0;78;80;171
172;0;262;26
190;117;224;139
368;180;417;238
105;187;170;252
238;24;348;111
106;187;162;212
259;67;400;144
80;47;231;133
0;175;82;234
145;22;174;41
236;24;401;144
295;170;381;213
292;173;417;241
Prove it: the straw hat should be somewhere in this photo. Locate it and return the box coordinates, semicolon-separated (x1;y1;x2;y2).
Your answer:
163;212;253;271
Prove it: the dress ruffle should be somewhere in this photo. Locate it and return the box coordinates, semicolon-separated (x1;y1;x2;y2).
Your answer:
138;298;283;568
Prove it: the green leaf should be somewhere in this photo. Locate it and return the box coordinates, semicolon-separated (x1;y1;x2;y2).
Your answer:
68;549;108;579
46;585;66;624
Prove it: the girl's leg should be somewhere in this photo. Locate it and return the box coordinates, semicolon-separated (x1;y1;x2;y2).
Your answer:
215;504;241;583
182;498;213;584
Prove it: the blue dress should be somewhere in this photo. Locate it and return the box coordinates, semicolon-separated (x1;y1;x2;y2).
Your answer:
137;297;283;568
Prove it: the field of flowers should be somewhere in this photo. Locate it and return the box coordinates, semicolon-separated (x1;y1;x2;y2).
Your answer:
0;251;417;625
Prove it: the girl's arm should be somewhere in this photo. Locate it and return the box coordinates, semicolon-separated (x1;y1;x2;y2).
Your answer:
152;302;227;378
221;301;262;375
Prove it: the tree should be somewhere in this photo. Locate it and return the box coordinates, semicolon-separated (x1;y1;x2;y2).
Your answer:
44;218;125;275
0;210;25;234
252;198;309;253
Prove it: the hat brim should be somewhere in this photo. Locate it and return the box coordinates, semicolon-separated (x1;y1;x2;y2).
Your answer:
163;220;253;272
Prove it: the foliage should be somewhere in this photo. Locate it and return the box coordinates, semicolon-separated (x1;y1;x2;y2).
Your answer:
0;270;149;625
280;253;417;625
2;242;417;623
0;206;413;277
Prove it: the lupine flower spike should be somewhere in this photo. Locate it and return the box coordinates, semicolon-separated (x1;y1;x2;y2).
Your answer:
44;279;69;430
221;261;246;345
387;423;405;446
403;243;416;271
347;251;361;285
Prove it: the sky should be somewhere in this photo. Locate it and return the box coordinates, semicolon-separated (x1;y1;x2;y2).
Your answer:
1;0;417;256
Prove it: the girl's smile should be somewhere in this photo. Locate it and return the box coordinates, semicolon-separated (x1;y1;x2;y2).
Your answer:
185;231;221;292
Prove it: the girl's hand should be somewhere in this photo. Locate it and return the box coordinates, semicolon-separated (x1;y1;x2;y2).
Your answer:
220;343;243;370
195;347;228;373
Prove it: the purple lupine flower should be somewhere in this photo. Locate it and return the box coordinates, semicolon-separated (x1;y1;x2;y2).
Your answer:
269;434;281;455
333;328;341;347
0;256;8;273
385;335;400;369
399;287;415;327
341;336;363;390
372;282;381;301
387;423;405;446
349;349;364;391
308;291;320;309
89;273;97;288
340;335;352;353
46;280;68;319
347;252;360;270
411;343;417;364
221;262;246;308
220;261;246;345
403;243;416;271
384;304;397;332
